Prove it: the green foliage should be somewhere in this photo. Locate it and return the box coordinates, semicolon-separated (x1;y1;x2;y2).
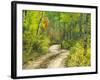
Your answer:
23;10;50;64
31;35;50;54
22;10;91;67
23;35;50;64
65;40;91;67
61;40;76;49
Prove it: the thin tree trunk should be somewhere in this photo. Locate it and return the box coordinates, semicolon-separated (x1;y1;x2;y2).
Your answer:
70;14;73;40
84;14;88;56
63;22;66;40
36;12;44;35
79;14;83;37
24;10;27;16
59;13;62;48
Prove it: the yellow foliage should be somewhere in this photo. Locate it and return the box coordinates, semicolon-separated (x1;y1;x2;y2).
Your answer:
65;41;91;67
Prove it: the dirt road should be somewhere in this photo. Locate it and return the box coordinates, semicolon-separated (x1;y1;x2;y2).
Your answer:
23;44;69;69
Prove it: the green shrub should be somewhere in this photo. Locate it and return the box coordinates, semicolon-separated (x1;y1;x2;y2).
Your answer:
23;34;50;64
23;52;40;65
31;35;49;54
65;40;91;67
61;40;76;49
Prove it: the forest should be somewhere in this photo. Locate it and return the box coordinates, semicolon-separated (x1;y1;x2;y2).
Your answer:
22;10;91;69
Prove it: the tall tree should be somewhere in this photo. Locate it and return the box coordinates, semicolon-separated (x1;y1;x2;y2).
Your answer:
36;12;44;35
79;13;83;37
84;14;88;55
70;14;73;40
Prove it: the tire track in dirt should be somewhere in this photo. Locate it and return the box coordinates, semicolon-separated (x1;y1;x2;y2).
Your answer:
23;44;69;69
